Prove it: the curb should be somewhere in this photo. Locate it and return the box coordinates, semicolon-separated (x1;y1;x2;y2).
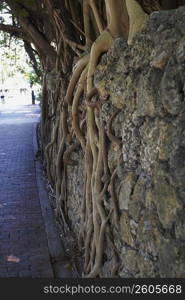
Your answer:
33;121;73;278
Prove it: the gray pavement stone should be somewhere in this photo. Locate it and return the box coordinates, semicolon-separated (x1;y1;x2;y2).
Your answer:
0;102;54;278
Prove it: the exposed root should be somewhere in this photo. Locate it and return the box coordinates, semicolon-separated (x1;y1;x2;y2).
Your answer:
86;91;108;108
83;139;93;271
108;168;119;223
126;0;149;45
107;110;122;148
44;118;59;182
55;104;68;216
85;209;113;278
86;87;98;103
63;142;79;166
65;54;89;106
72;67;87;150
87;29;113;93
84;214;93;271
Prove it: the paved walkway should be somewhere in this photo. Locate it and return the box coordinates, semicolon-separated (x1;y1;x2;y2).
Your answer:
0;97;54;277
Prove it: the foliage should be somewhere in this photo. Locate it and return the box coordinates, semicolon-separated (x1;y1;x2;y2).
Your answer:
24;69;41;85
0;32;39;87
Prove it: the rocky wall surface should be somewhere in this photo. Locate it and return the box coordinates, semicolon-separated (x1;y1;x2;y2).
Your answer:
67;7;185;277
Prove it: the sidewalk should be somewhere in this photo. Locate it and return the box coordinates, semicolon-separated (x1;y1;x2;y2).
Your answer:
0;100;70;278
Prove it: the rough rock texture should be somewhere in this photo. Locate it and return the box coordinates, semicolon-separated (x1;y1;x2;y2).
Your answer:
67;7;185;277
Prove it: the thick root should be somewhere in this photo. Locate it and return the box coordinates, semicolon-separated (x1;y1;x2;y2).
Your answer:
87;30;113;93
126;0;149;45
44;118;59;182
65;54;89;106
72;67;88;150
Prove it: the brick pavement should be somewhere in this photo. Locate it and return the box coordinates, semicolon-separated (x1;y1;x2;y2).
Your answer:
0;100;54;277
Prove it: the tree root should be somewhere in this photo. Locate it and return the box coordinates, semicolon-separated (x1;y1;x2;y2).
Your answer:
85;209;113;278
65;54;89;106
63;142;79;166
87;29;113;93
86;90;108;108
55;104;68;216
72;67;87;150
126;0;149;45
108;168;119;223
44;118;59;182
107;110;122;148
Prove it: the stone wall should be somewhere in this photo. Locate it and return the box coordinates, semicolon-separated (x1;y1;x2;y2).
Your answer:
66;7;185;277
